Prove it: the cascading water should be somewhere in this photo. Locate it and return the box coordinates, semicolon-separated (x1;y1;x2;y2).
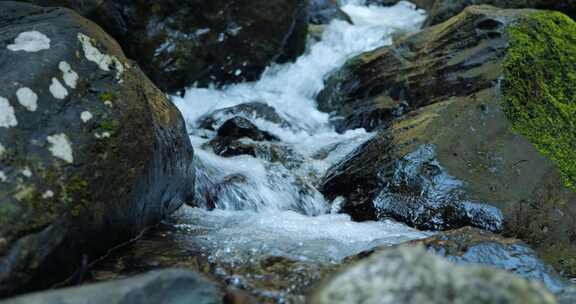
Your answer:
171;1;431;264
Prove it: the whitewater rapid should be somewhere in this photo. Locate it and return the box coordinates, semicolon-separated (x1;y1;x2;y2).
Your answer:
171;1;431;263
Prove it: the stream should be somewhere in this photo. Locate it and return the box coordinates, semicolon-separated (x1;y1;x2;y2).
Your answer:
95;1;432;302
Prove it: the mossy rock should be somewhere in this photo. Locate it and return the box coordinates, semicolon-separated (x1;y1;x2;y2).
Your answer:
0;2;194;297
319;6;576;276
423;0;576;26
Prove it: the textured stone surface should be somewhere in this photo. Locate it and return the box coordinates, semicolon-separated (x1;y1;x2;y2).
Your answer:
319;6;576;275
0;2;194;296
312;246;557;304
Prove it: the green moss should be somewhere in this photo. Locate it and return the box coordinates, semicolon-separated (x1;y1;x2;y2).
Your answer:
99;120;119;132
503;11;576;192
98;92;116;103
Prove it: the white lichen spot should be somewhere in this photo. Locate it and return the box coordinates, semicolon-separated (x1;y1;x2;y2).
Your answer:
42;190;54;199
0;97;18;128
0;142;5;157
58;61;79;89
47;133;74;163
80;111;93;123
77;33;125;79
104;100;113;107
49;78;68;100
94;132;111;139
7;31;51;52
16;87;38;111
21;167;32;178
0;171;6;182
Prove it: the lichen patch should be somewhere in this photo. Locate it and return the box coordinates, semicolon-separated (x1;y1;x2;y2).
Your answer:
95;132;111;139
21;167;32;178
0;171;6;182
42;190;54;199
47;133;74;163
0;142;5;157
59;61;79;89
81;111;93;123
49;78;68;100
0;97;18;128
77;33;125;80
16;87;38;111
7;31;50;52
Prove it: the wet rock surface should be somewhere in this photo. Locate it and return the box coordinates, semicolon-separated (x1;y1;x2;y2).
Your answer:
19;0;309;93
1;269;223;304
196;102;291;131
312;246;557;304
423;0;576;26
355;227;569;293
83;224;336;304
319;5;576;275
309;0;352;25
0;1;194;297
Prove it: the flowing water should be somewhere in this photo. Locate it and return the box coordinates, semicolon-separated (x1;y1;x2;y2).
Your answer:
170;1;430;266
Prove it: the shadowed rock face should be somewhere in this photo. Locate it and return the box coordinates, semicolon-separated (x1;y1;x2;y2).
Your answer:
309;0;352;25
319;6;576;275
312;246;557;304
19;0;309;93
0;2;194;297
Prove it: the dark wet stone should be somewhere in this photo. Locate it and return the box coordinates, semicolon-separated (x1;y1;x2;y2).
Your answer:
1;269;223;304
18;0;309;93
0;2;194;297
216;117;279;142
374;145;504;233
309;0;352;25
196;102;290;131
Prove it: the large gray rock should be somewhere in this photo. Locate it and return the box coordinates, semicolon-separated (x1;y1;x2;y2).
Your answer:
19;0;309;93
0;2;194;297
312;246;557;304
0;269;222;304
319;6;576;275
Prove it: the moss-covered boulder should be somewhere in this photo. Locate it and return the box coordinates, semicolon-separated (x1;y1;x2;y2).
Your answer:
311;246;557;304
319;6;576;275
19;0;309;93
0;2;195;297
423;0;576;26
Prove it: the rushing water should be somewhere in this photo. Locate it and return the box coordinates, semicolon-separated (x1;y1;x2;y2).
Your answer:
171;1;430;264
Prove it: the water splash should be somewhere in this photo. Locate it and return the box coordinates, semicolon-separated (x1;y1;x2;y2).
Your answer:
171;1;429;263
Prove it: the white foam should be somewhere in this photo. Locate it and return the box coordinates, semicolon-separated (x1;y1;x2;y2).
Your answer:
172;1;427;263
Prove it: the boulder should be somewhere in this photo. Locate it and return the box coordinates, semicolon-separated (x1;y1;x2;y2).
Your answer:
19;0;309;93
309;0;352;25
0;269;222;304
423;0;576;26
196;102;291;131
319;6;576;275
354;227;568;292
311;246;557;304
0;2;194;297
